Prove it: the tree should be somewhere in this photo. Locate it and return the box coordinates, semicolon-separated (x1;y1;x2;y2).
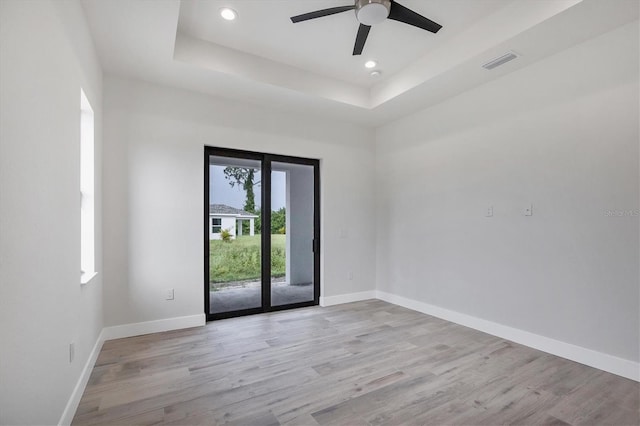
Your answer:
254;208;286;235
222;167;286;235
224;167;261;235
271;207;286;234
223;167;260;213
254;209;261;235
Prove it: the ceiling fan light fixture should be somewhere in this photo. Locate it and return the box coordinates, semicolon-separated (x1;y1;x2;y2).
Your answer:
289;0;442;56
364;60;377;69
355;0;391;26
219;7;237;21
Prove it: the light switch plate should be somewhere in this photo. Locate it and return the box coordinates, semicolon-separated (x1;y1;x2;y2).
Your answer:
524;204;533;216
164;288;174;300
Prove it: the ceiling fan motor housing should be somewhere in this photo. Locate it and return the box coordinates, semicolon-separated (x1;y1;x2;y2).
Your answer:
355;0;391;26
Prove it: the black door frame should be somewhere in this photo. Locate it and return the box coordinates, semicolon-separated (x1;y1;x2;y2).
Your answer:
204;146;320;321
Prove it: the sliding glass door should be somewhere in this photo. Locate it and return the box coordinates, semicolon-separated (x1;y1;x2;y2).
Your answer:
204;147;320;320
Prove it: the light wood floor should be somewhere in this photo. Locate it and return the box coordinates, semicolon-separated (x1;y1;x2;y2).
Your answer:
73;300;639;425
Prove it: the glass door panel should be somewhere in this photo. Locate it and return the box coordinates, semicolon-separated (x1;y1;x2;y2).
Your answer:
270;162;315;306
208;155;262;315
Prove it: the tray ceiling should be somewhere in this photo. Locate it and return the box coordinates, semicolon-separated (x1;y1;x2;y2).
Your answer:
82;0;638;126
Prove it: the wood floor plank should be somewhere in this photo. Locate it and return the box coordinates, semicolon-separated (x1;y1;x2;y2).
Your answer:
72;300;639;425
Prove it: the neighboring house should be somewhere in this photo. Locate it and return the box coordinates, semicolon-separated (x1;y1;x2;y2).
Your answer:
209;204;257;240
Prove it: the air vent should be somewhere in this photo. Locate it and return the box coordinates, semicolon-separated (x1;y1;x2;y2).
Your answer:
482;51;519;70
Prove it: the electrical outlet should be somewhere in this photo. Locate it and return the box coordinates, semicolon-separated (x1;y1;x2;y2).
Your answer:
164;288;174;300
69;342;75;363
348;271;354;280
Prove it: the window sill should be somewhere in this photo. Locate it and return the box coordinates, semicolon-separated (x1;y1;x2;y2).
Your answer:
81;271;98;286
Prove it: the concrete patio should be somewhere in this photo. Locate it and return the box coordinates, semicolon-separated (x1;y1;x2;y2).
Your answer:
209;280;314;314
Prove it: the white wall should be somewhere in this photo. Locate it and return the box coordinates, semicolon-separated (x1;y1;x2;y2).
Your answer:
375;21;639;363
103;76;376;326
0;1;103;424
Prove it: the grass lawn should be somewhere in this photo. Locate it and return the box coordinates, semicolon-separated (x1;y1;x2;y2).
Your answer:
210;235;285;284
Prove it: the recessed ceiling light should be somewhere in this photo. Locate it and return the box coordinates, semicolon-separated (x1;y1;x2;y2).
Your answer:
370;70;382;77
364;60;377;69
219;7;237;21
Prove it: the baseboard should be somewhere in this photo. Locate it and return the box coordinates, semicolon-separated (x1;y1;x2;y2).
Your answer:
58;329;106;426
376;291;639;382
102;313;206;340
320;290;376;307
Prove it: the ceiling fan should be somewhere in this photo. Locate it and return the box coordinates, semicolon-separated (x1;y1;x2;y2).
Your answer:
290;0;442;56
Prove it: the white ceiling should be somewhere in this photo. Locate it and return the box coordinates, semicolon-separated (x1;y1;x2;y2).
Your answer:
82;0;639;127
177;0;505;88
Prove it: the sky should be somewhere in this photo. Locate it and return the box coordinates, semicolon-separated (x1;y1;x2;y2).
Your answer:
210;165;286;211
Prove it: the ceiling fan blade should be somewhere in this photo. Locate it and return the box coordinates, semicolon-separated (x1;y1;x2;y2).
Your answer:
388;1;442;33
290;5;355;23
352;24;371;55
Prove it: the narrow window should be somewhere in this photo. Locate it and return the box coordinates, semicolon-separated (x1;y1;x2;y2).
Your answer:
211;218;222;233
80;89;96;284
